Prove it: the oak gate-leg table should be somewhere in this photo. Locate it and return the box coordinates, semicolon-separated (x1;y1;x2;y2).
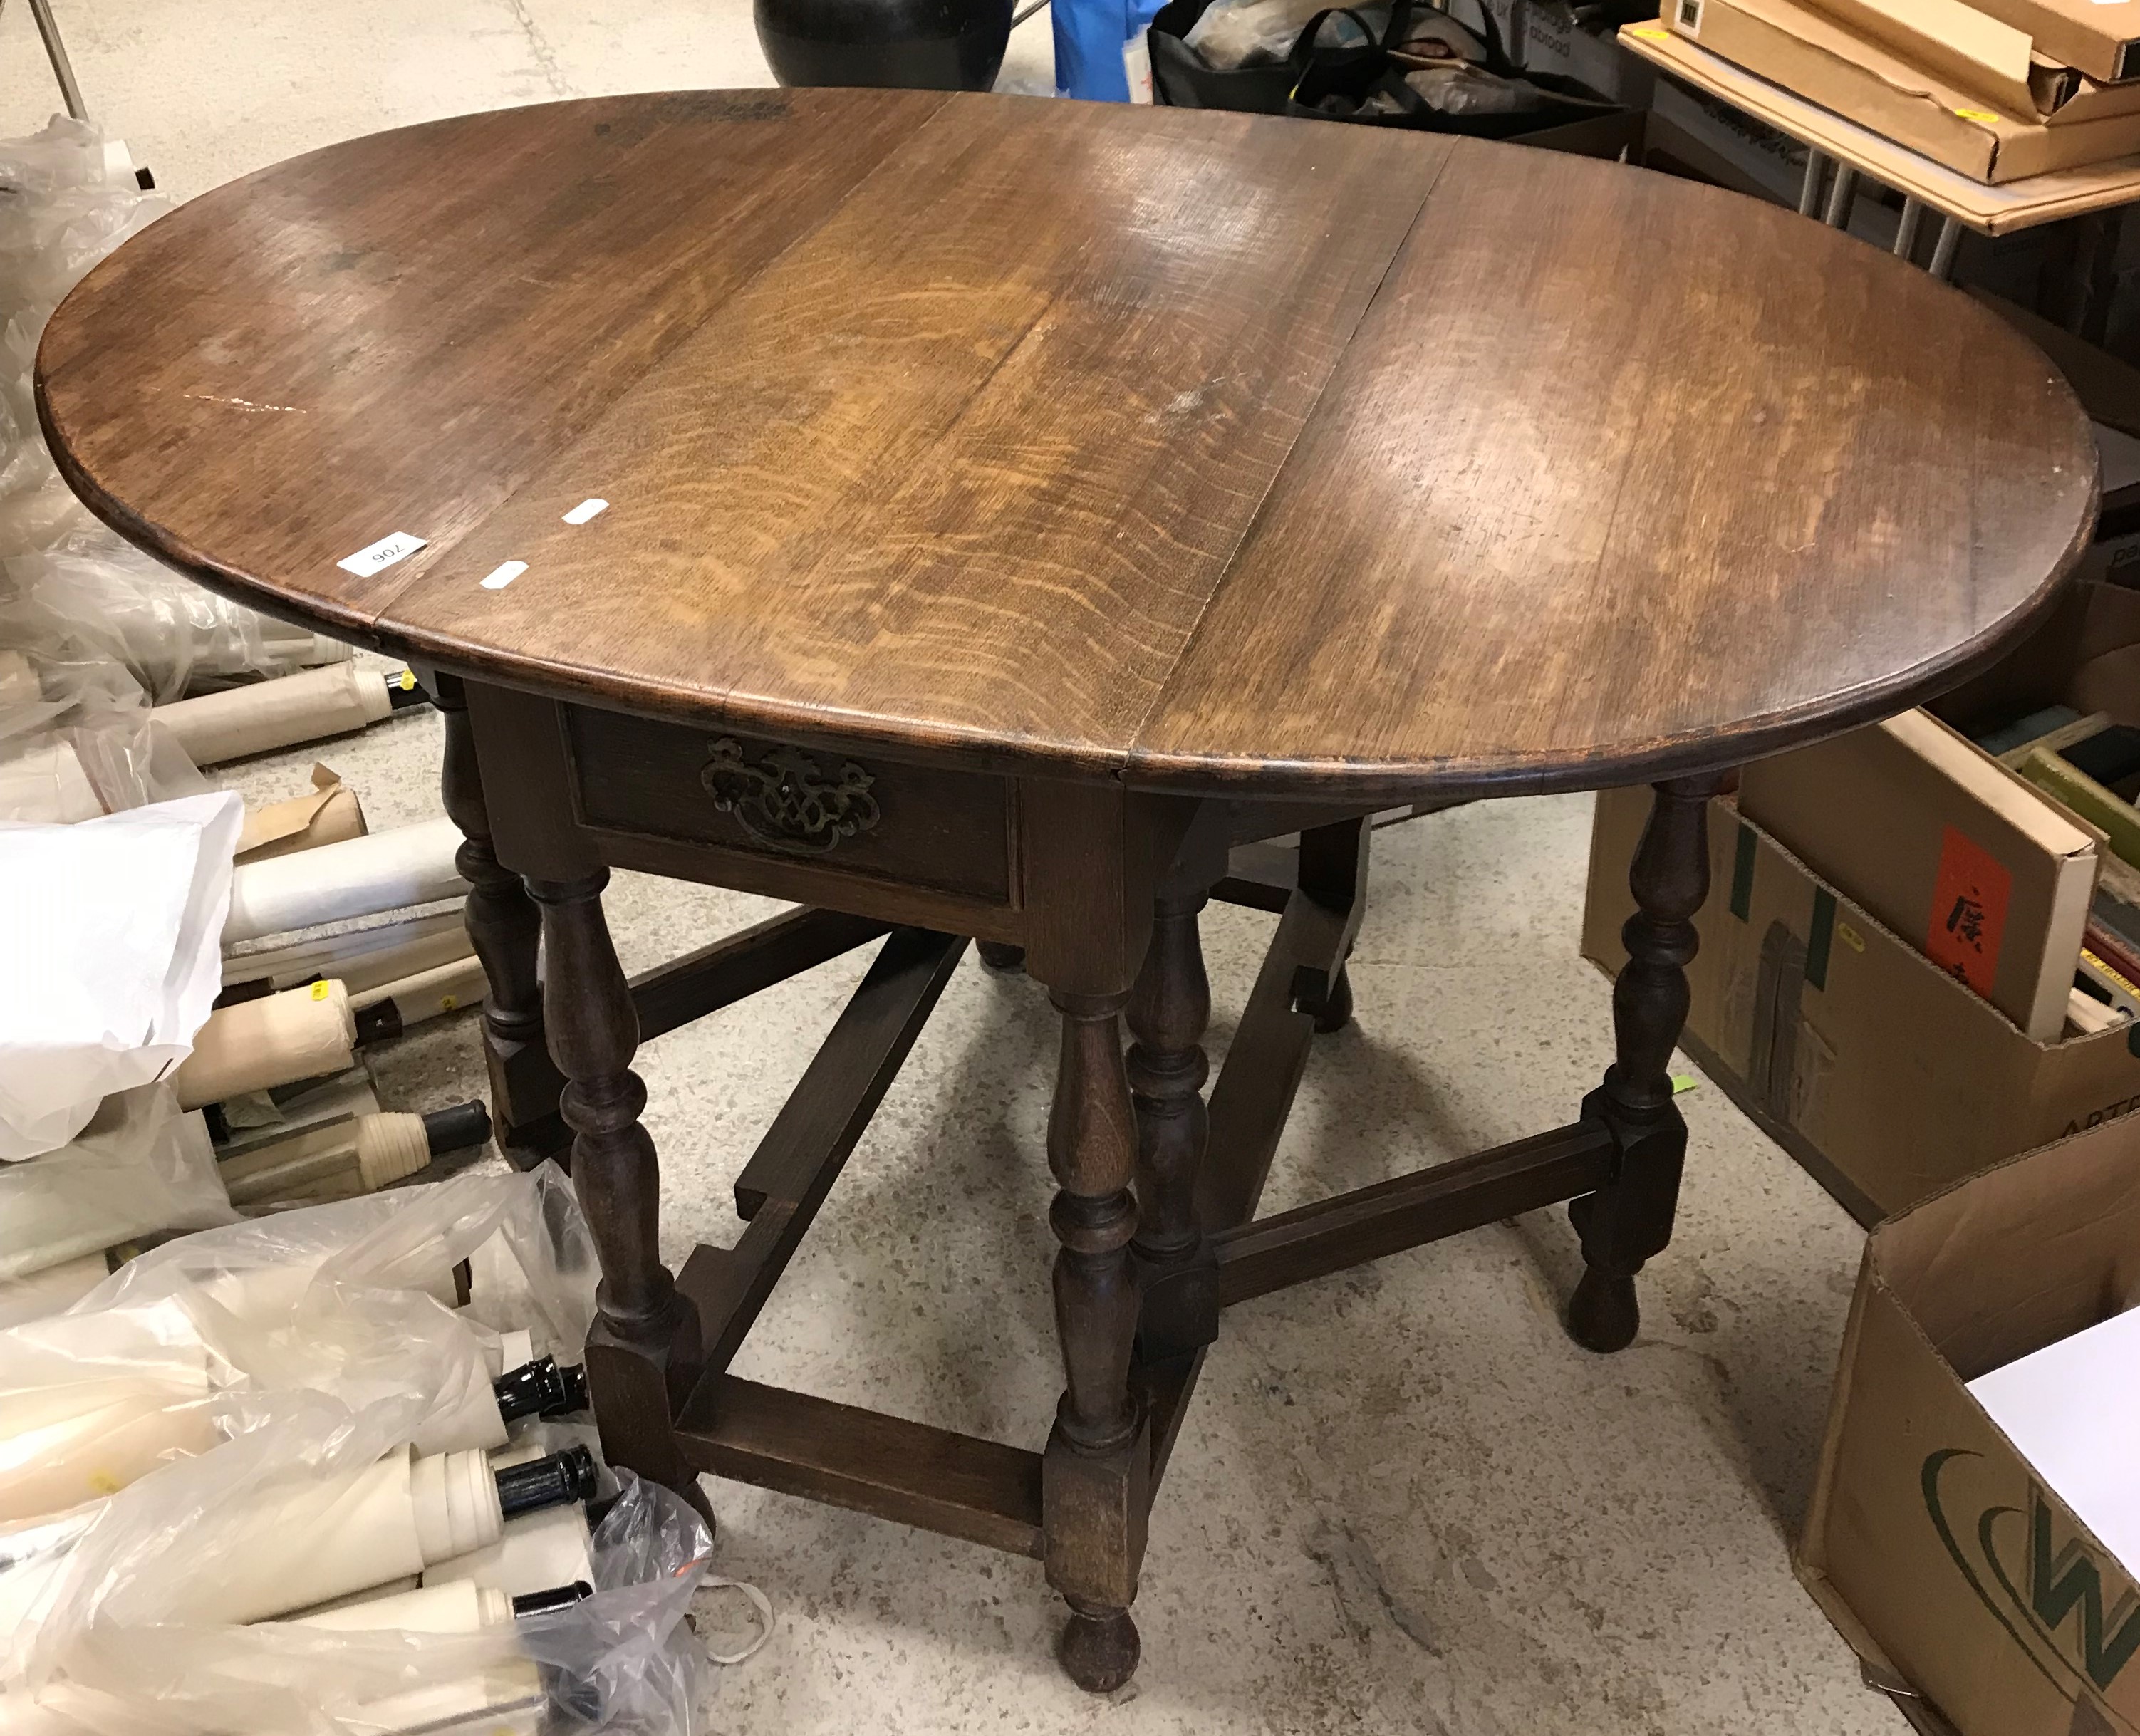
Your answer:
40;90;2096;1690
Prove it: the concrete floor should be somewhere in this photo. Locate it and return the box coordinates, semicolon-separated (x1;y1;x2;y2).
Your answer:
2;7;1905;1731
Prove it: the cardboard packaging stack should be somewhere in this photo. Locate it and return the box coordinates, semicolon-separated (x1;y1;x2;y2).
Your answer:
1584;582;2140;1222
1653;0;2140;181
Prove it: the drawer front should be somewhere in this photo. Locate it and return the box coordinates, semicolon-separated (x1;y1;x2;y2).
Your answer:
564;707;1015;904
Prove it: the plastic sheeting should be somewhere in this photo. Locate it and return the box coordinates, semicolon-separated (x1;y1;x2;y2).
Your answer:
0;1168;720;1736
0;792;242;1160
1054;0;1166;96
0;118;353;828
0;1086;232;1282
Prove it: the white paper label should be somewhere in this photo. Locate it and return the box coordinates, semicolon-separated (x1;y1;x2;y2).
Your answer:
336;531;425;578
562;498;608;525
1674;0;1704;34
480;561;528;591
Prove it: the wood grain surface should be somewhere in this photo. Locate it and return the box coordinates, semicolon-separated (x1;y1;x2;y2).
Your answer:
41;91;2097;798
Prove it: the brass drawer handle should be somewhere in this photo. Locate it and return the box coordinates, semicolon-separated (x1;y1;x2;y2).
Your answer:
700;737;882;856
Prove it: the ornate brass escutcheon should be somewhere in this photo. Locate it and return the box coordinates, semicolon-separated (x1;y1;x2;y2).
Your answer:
700;737;881;855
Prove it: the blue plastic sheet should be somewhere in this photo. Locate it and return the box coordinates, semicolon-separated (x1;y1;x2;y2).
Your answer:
1052;0;1164;98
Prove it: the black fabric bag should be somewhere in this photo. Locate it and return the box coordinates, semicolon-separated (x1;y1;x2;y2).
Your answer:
1148;0;1314;113
1151;0;1618;142
1284;1;1617;136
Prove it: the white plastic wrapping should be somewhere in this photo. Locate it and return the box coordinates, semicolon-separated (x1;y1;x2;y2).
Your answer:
0;116;348;843
8;529;350;707
0;1165;690;1736
0;1085;231;1282
0;791;242;1159
0;618;207;821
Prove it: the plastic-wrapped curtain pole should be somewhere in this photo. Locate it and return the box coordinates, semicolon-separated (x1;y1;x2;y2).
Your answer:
0;1169;722;1736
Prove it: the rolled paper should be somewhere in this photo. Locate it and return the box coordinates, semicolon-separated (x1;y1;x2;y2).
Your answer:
0;1100;220;1282
0;739;102;822
422;1500;594;1601
223;910;469;993
356;1660;545;1735
350;957;487;1026
0;1252;110;1330
0;1354;219;1523
218;1111;432;1210
171;980;357;1110
199;1253;458;1320
150;663;393;768
289;1577;511;1633
185;1445;504;1624
223;818;467;948
0;649;40;708
234;776;367;864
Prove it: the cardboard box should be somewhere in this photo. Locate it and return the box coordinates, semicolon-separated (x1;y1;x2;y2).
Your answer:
1803;0;2140;123
1808;0;2037;116
1934;582;2140;750
1475;0;1661;106
1797;1116;2140;1736
1738;710;2099;1041
1968;0;2140;86
1584;789;2140;1222
1668;0;2140;180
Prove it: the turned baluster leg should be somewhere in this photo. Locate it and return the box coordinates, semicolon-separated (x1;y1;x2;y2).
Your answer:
435;674;570;1169
1566;774;1725;1353
1044;988;1149;1694
1128;888;1217;1362
526;870;709;1521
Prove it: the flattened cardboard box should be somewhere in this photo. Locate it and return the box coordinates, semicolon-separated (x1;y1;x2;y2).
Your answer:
1798;1116;2140;1736
1968;0;2140;86
1584;790;2140;1222
1807;0;2140;123
1669;0;2140;182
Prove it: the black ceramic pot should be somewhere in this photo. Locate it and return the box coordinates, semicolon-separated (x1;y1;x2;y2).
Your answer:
756;0;1015;90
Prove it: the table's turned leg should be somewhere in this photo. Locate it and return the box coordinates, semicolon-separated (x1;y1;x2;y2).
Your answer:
1567;774;1724;1354
1044;987;1149;1693
435;673;569;1170
1306;958;1354;1034
1128;885;1217;1362
526;869;710;1522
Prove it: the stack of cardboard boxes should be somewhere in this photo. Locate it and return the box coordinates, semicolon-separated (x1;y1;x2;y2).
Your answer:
1656;0;2140;182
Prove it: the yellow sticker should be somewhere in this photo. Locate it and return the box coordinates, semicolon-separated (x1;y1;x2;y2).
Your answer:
1953;107;2000;123
310;980;331;1000
1837;921;1866;953
397;668;417;690
440;994;459;1012
1671;1074;1700;1095
1629;24;1670;38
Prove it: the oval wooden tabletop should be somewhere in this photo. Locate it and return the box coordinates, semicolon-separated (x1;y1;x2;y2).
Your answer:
40;89;2097;801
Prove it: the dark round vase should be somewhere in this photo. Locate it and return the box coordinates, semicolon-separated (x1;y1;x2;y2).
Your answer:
756;0;1015;91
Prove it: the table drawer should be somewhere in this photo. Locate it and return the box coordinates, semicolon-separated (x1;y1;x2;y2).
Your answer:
564;707;1015;904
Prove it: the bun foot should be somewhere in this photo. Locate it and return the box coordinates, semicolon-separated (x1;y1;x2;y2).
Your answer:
1309;962;1354;1034
1566;1267;1640;1353
977;941;1027;974
1059;1602;1140;1693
